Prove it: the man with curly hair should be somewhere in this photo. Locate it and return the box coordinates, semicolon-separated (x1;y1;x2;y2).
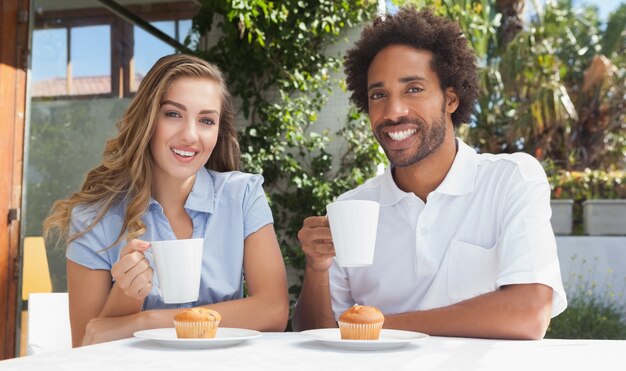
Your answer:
292;7;567;339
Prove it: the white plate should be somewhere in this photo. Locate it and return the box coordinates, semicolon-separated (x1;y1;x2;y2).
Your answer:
133;327;261;349
301;328;429;351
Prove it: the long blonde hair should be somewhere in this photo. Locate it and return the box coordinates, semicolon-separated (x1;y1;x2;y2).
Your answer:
44;54;240;247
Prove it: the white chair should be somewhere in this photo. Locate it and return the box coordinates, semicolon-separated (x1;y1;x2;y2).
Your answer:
27;292;72;355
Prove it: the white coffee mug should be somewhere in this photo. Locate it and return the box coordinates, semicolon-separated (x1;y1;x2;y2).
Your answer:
146;238;204;304
326;200;380;267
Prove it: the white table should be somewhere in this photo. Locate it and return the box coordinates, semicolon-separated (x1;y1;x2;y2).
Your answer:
2;332;625;370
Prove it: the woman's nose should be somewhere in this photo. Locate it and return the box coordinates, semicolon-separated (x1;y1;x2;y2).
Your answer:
178;120;199;143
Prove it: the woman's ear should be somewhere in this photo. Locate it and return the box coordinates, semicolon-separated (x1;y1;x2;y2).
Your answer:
444;87;459;114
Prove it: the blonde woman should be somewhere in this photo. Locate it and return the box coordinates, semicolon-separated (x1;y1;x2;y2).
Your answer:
44;54;289;346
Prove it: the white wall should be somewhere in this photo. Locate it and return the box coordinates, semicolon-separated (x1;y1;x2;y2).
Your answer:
556;236;626;306
316;27;368;170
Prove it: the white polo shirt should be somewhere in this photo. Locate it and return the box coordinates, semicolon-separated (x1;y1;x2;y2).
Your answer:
329;139;567;320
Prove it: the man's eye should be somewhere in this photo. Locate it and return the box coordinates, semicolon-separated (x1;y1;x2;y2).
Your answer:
407;87;423;93
370;92;385;100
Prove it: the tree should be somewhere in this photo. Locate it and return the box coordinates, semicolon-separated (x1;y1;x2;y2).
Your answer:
189;0;385;300
397;0;625;171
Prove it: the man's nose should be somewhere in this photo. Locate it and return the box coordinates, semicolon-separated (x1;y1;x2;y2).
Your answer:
382;96;409;122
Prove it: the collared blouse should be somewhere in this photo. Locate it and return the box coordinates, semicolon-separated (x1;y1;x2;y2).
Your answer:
67;167;274;309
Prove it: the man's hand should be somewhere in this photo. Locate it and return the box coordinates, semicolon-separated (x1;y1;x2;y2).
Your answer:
297;216;335;272
293;216;338;331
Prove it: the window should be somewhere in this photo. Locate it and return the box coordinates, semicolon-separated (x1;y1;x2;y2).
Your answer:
31;25;112;97
31;1;200;99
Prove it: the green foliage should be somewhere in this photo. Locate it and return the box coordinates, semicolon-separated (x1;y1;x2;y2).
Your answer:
547;168;626;201
398;0;626;172
601;3;626;60
189;1;384;298
478;1;625;170
26;99;124;291
546;255;626;339
546;166;625;235
546;295;626;339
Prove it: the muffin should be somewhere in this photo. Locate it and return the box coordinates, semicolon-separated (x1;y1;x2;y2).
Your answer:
338;305;385;340
173;307;221;339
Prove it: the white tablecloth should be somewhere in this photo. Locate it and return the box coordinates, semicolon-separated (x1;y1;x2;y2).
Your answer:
2;332;624;371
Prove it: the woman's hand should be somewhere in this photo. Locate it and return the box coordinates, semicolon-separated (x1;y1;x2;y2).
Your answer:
110;239;153;300
81;312;145;346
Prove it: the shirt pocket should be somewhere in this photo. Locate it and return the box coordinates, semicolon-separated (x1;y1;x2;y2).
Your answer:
447;239;499;302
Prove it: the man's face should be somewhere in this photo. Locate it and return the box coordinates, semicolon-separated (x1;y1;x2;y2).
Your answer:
366;44;456;167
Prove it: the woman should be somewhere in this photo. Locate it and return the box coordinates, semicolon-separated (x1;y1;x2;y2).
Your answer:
44;54;289;346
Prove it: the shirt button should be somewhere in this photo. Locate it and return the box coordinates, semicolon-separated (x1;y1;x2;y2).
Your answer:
420;228;428;235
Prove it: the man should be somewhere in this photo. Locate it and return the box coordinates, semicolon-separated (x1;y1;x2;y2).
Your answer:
292;7;566;339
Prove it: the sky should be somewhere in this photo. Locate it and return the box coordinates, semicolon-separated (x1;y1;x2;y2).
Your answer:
521;0;624;26
571;0;623;20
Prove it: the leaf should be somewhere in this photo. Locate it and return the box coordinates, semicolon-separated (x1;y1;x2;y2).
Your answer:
601;4;626;57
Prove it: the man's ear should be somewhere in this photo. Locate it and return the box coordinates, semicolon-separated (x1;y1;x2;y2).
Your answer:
444;87;459;114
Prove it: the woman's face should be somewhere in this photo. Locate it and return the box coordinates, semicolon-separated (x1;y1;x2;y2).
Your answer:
150;77;221;185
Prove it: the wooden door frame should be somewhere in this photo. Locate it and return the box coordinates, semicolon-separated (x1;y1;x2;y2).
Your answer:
0;0;29;360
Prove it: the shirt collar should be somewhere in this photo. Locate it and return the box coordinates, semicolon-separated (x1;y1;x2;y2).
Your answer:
378;138;478;206
432;139;478;196
148;167;215;214
379;166;409;206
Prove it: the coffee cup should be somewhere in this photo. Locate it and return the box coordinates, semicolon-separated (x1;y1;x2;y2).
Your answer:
146;238;204;304
326;200;380;267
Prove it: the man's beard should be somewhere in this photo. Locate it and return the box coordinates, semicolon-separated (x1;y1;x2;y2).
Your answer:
374;103;447;168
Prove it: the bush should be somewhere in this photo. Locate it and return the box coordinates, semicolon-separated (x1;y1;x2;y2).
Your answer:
548;168;626;201
545;166;625;234
189;1;384;306
546;295;626;339
546;256;626;339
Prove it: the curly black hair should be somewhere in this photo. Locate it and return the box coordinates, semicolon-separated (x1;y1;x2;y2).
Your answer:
344;7;480;127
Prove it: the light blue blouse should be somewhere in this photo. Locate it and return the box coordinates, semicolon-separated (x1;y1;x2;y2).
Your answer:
66;168;274;310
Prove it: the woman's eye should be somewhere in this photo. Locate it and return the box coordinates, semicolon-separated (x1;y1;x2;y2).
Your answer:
165;111;181;118
200;117;215;126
